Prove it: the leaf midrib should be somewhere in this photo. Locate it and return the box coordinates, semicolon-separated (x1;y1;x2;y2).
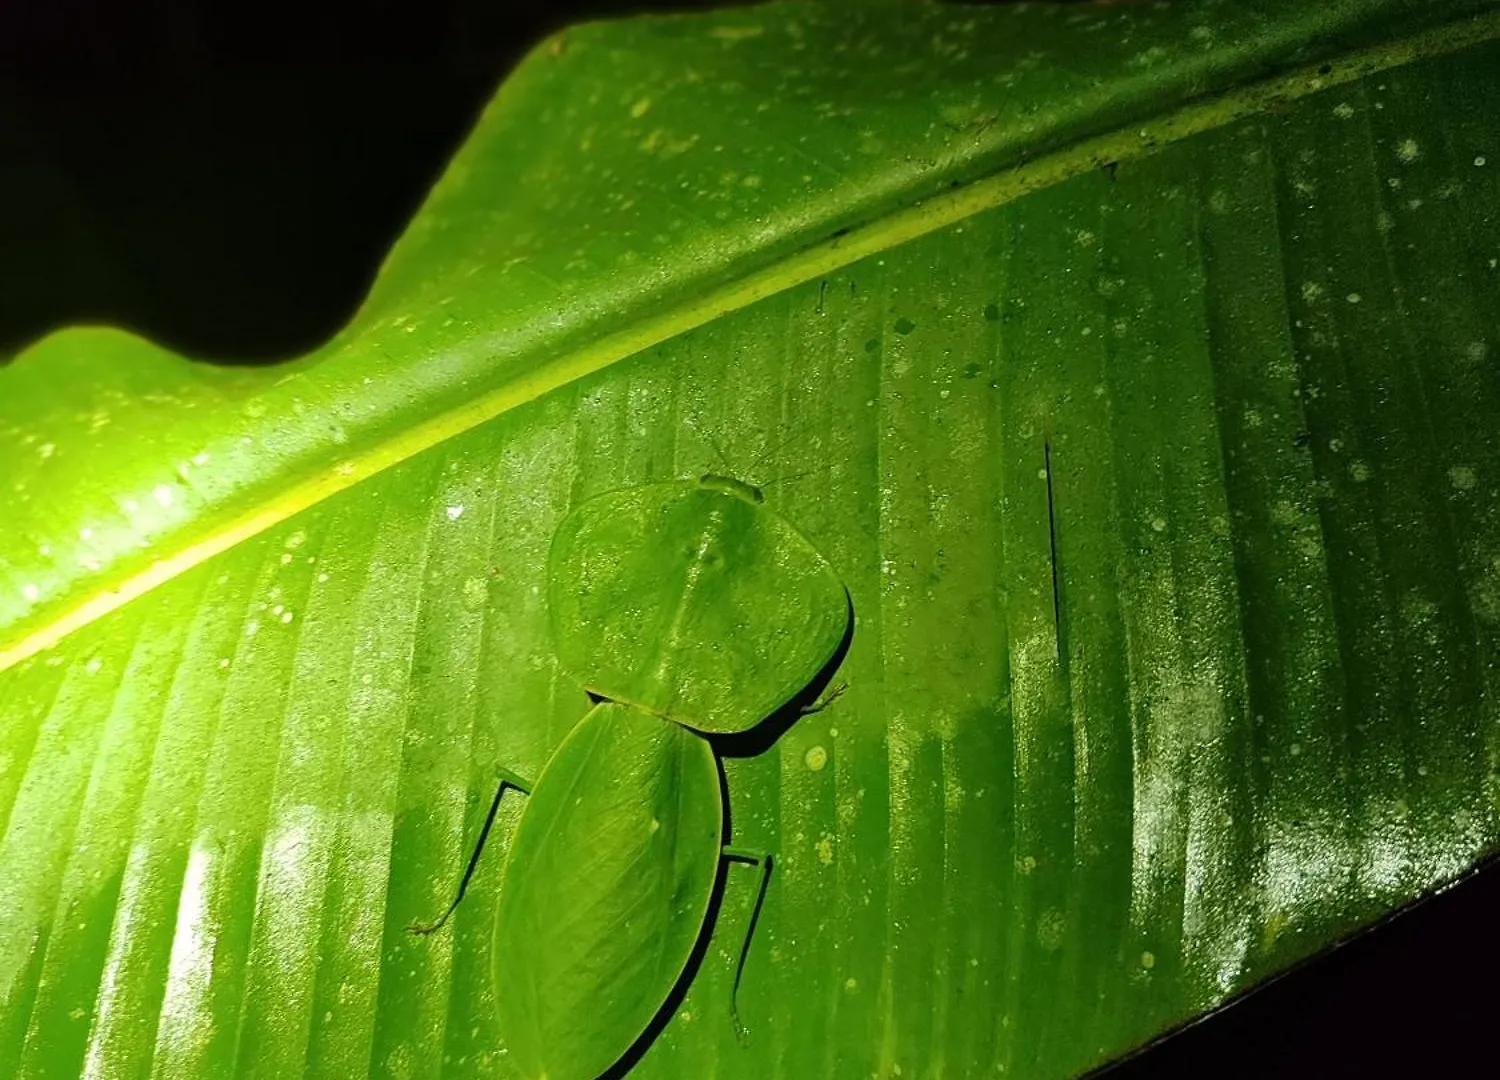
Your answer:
4;7;1498;675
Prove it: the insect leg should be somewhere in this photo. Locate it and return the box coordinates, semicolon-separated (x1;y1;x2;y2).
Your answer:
800;681;847;716
407;766;534;936
721;847;775;1043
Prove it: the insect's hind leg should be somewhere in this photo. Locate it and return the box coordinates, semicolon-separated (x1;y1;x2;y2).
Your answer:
407;765;534;936
721;847;775;1043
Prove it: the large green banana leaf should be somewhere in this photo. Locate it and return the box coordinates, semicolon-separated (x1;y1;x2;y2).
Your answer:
3;1;1499;1076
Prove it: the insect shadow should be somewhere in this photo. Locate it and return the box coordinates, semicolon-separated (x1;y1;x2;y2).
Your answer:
596;601;855;1080
713;592;854;760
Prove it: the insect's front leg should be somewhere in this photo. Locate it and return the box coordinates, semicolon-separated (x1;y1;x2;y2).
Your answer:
408;765;535;936
800;681;847;716
721;847;776;1043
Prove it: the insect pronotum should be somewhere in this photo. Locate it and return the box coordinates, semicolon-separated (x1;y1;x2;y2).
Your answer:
410;473;851;1080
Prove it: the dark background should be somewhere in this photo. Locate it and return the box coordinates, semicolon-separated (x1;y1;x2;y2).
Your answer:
0;0;1494;1073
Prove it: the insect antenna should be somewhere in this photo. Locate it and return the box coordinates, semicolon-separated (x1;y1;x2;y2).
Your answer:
699;424;733;473
756;467;819;490
742;426;803;480
691;412;824;489
688;416;757;481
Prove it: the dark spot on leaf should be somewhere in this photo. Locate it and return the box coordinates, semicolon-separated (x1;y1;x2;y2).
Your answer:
982;302;1000;322
863;338;880;354
1293;430;1311;448
963;362;983;380
893;317;916;335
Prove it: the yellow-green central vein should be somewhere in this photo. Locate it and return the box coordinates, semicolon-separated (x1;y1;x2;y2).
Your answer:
3;7;1498;675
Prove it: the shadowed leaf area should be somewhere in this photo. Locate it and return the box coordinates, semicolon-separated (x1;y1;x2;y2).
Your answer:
1;1;1499;1077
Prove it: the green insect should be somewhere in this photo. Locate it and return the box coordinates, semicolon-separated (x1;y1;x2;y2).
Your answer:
410;473;851;1080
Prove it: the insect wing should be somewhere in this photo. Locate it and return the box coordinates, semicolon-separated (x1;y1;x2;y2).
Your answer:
548;481;847;733
492;702;722;1080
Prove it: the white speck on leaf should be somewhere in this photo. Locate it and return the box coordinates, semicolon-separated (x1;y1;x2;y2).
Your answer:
1449;465;1477;491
